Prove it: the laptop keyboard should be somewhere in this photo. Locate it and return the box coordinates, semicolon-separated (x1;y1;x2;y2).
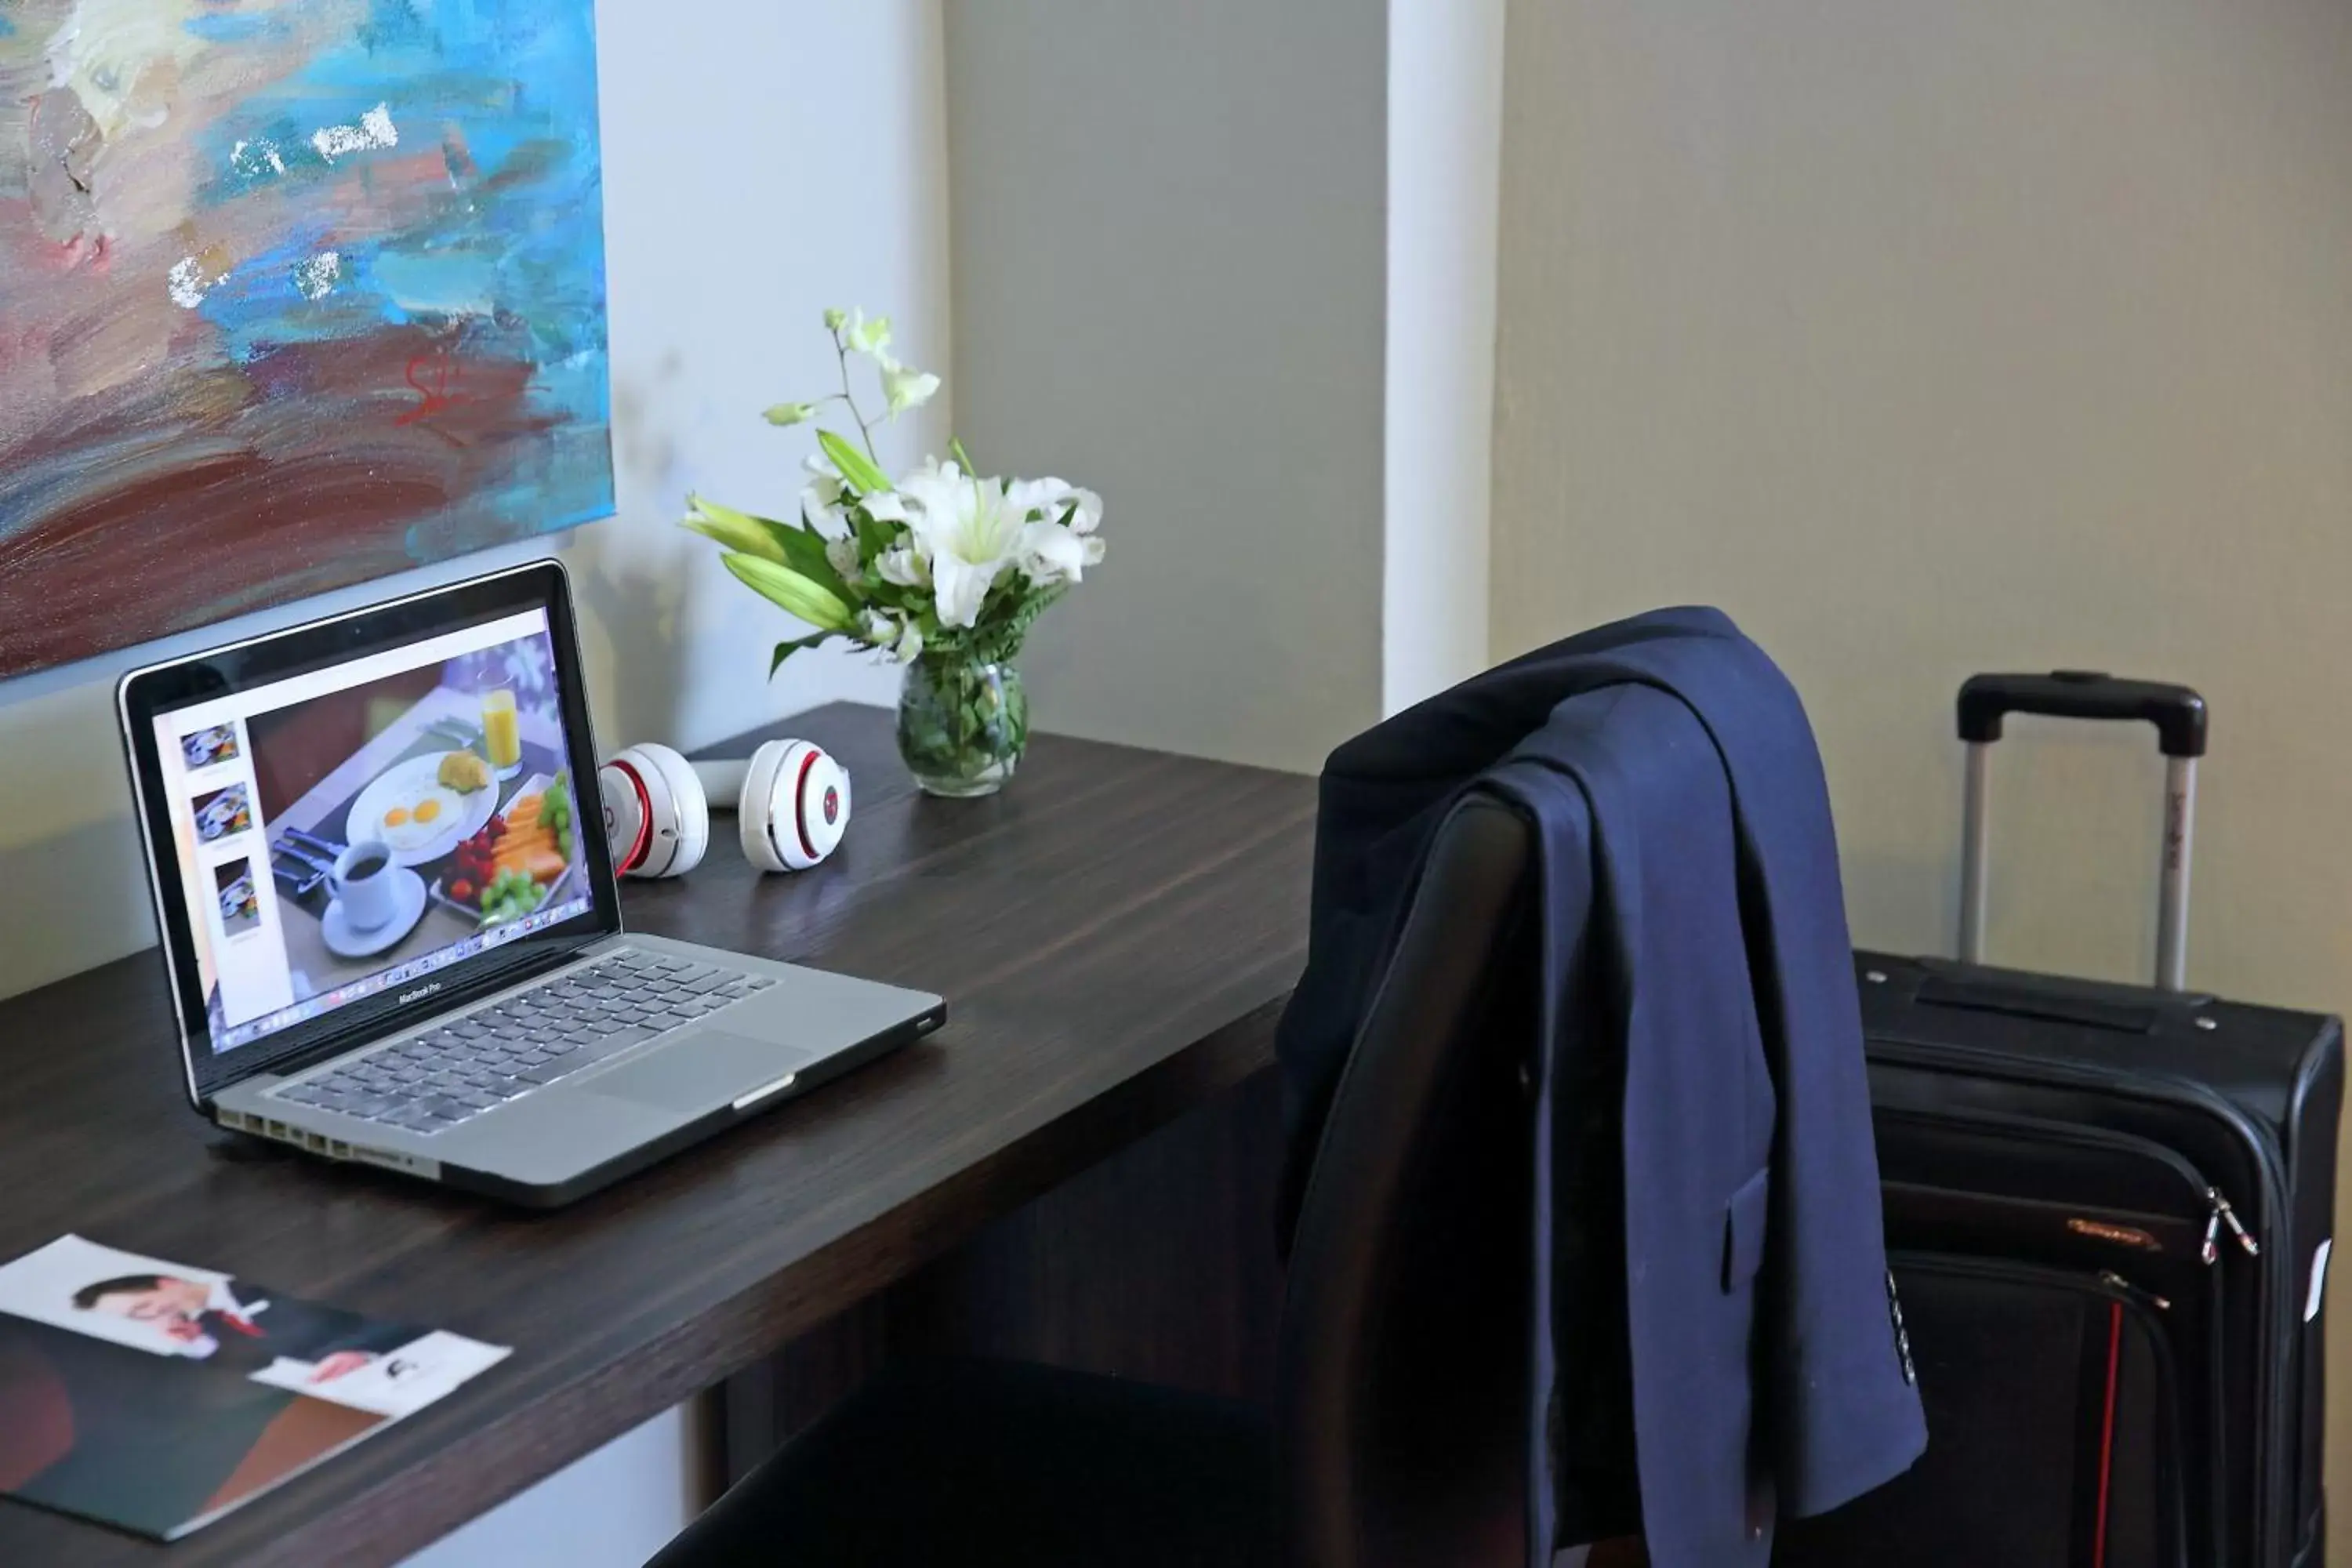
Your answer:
270;950;776;1135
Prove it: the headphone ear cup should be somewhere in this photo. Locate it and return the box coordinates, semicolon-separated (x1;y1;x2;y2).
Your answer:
797;747;851;866
738;739;849;873
598;743;709;878
737;740;799;873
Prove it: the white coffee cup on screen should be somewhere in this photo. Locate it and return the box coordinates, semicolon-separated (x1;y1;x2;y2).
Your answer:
328;840;399;931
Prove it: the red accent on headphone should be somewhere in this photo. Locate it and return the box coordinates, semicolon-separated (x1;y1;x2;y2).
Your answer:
792;747;823;863
608;757;654;874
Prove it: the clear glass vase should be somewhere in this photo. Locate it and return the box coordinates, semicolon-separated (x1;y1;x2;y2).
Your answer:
896;655;1028;797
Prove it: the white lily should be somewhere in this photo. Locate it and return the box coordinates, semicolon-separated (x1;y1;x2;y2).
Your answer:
1001;477;1104;586
1018;517;1094;587
1006;477;1105;536
861;490;908;524
898;459;1038;630
1069;487;1105;535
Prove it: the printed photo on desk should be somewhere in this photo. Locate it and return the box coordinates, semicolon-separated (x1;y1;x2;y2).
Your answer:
0;1236;508;1541
152;612;590;1055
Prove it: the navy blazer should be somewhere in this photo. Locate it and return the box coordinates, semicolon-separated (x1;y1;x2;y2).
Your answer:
1276;608;1926;1566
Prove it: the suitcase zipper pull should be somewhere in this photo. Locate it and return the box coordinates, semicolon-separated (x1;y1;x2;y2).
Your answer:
2209;1187;2260;1257
2100;1270;2170;1311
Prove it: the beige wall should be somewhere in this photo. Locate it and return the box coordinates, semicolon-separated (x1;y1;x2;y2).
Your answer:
1493;0;2352;1537
943;0;1389;773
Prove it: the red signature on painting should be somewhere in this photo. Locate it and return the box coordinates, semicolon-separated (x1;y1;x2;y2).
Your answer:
398;351;472;426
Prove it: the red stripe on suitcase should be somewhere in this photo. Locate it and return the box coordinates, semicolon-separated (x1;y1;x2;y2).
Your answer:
2092;1300;2123;1568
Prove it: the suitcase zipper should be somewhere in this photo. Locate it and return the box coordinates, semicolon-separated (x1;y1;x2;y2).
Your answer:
2100;1269;2171;1311
2206;1188;2259;1262
1871;1033;2295;1564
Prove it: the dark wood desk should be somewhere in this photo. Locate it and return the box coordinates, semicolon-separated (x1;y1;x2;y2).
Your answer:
0;706;1314;1566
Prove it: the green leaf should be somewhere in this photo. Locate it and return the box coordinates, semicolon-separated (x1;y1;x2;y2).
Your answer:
971;585;1067;665
681;493;793;564
771;524;855;599
853;506;893;565
770;633;831;677
817;429;891;496
721;554;855;632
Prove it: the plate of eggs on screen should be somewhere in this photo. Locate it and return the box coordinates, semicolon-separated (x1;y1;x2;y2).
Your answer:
344;750;501;868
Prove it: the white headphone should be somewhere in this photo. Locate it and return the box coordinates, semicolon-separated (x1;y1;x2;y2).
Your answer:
598;740;851;878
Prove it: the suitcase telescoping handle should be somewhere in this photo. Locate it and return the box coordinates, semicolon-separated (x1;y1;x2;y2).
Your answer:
1955;672;2209;992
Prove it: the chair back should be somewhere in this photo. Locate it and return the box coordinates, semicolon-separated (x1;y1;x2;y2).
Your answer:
1278;796;1539;1568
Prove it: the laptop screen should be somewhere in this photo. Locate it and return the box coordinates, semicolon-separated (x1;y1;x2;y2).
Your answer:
146;601;598;1063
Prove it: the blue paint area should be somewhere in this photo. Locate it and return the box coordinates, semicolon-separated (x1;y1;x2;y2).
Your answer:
0;16;16;40
183;12;282;42
191;0;612;536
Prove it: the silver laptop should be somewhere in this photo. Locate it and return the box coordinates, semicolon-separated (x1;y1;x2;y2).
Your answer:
117;561;944;1206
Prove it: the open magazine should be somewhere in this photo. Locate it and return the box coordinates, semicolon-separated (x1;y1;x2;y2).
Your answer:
0;1236;508;1541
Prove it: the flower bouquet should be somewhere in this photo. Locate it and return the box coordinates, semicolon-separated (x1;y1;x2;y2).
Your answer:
682;307;1105;797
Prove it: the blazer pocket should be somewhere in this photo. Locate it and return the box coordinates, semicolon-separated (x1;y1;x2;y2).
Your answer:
1721;1165;1771;1294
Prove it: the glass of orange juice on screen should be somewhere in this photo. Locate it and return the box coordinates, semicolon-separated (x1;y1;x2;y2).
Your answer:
482;688;522;776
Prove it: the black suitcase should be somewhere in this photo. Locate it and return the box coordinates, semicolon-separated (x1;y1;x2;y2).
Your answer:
1777;673;2343;1568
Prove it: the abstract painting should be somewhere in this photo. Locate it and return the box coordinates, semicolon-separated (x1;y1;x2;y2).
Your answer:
0;0;612;677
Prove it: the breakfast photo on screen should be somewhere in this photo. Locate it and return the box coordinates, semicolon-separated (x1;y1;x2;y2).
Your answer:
191;784;252;845
180;724;240;771
212;859;260;939
246;630;583;1009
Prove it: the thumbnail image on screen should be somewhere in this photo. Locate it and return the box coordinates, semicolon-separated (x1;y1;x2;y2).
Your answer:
212;858;260;938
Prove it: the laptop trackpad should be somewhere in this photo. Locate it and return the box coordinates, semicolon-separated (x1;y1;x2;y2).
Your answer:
580;1030;823;1116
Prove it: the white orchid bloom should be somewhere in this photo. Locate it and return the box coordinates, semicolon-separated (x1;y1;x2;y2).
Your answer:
894;622;925;662
763;401;823;427
878;543;929;588
844;308;892;358
898;459;1029;630
860;608;898;647
825;537;862;579
883;361;941;415
800;453;848;539
861;490;907;524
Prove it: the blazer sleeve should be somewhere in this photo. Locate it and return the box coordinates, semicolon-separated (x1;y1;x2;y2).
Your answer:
1736;700;1930;1517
